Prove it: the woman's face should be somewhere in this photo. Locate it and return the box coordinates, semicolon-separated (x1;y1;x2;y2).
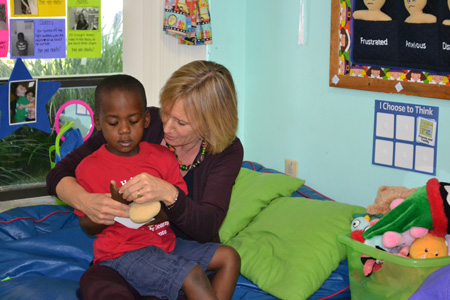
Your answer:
162;99;200;148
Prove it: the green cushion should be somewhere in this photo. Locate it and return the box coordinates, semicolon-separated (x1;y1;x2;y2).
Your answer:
219;168;305;244
226;196;366;300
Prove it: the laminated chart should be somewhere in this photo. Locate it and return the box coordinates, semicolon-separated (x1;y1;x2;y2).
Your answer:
373;100;439;175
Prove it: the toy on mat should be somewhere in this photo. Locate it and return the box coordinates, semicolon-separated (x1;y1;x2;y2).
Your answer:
409;234;448;259
353;0;392;21
110;181;161;224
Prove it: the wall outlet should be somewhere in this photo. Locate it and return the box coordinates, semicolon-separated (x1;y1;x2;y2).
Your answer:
285;159;298;177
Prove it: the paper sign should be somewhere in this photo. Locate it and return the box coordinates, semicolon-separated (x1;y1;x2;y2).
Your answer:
10;19;65;59
67;0;101;58
0;0;8;57
373;100;439;175
114;216;154;230
34;19;65;58
417;117;437;146
10;0;65;17
35;0;66;17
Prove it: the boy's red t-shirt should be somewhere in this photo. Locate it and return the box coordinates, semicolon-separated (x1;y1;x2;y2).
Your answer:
74;142;187;264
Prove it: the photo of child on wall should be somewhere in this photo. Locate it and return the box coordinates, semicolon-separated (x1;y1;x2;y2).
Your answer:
0;4;7;30
9;79;37;125
10;20;35;57
69;7;99;30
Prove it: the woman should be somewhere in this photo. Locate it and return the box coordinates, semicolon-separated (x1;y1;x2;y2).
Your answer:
73;9;89;30
46;60;243;299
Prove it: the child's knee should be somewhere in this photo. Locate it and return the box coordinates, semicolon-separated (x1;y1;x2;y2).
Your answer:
216;245;241;270
184;265;209;288
225;245;241;266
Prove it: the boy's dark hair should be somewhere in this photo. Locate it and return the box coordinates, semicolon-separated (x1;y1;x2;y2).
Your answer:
18;32;24;40
94;74;147;113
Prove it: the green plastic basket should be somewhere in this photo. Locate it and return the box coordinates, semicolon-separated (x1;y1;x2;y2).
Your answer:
339;233;450;300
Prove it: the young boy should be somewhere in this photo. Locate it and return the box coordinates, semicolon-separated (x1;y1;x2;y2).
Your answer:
13;83;30;123
75;74;240;300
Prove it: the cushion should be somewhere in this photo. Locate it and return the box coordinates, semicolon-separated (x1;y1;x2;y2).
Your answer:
225;196;365;300
219;168;305;244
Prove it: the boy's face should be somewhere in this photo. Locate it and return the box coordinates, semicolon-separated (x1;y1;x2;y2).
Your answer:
94;90;150;157
16;84;27;96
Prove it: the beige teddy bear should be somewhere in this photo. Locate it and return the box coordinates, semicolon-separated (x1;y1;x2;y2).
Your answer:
366;185;419;216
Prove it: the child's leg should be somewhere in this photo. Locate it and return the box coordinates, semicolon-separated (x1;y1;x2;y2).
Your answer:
182;264;217;300
206;245;241;300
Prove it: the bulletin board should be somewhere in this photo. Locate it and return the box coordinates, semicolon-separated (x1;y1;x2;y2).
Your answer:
329;0;450;100
373;100;438;175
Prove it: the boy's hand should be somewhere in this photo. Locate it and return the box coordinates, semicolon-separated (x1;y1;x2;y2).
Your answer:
110;180;130;205
144;208;170;226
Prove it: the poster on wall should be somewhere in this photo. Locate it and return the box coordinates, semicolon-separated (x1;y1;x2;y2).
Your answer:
10;0;65;17
372;100;439;175
67;0;101;58
10;18;65;59
0;0;8;57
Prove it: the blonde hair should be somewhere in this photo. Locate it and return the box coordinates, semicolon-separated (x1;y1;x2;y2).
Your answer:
160;60;238;154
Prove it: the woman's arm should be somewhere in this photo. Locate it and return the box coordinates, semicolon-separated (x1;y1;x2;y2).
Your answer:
47;131;129;224
166;138;244;243
57;177;129;224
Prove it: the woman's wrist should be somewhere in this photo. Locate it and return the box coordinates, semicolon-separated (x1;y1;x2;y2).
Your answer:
165;187;179;210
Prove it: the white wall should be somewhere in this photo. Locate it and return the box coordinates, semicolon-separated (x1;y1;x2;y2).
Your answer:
123;0;207;107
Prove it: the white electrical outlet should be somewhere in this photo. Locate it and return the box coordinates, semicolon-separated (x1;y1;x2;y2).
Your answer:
285;159;298;177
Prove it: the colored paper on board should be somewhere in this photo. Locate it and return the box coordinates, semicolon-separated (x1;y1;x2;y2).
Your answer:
67;0;101;58
10;0;65;17
0;0;9;57
0;59;61;139
10;19;66;59
35;0;66;17
34;19;65;58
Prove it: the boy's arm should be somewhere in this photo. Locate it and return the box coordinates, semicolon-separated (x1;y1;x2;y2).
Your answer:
78;181;128;235
79;215;107;235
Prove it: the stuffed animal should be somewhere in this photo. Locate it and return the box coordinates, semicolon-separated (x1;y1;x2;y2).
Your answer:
404;0;437;24
353;0;392;21
409;234;448;259
351;214;371;232
380;198;429;250
364;179;450;242
110;181;161;224
366;185;418;216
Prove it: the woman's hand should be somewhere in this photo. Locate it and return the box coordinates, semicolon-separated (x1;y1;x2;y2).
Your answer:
119;173;178;207
79;192;130;225
56;177;130;225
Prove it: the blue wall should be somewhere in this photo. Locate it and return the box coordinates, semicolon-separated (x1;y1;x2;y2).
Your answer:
209;0;450;207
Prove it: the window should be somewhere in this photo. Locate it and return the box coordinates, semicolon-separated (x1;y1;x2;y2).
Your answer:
0;0;123;200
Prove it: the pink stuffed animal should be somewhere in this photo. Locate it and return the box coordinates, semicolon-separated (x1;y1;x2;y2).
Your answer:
381;198;429;252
